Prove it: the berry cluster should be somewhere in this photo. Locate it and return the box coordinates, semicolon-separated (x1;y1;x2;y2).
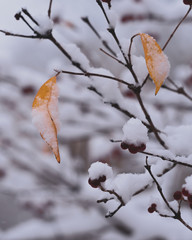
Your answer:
148;203;157;213
173;188;192;208
183;0;192;5
88;175;106;188
120;141;146;154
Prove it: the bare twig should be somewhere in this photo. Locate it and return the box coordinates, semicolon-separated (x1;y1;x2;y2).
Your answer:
100;48;126;67
0;30;40;39
99;185;125;218
59;69;131;86
136;93;167;148
162;5;192;51
142;151;192;168
145;158;192;231
82;17;116;56
22;8;39;26
128;33;139;66
141;6;192;88
48;0;53;18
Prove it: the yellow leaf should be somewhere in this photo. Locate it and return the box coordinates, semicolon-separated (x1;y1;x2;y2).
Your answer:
32;76;60;163
140;33;170;95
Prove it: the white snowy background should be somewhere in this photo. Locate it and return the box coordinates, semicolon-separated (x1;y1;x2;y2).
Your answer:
1;0;192;239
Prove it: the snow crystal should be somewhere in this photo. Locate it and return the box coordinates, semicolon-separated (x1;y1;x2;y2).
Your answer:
122;118;148;145
88;162;113;180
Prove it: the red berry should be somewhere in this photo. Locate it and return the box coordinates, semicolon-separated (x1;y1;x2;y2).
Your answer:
137;143;146;152
88;178;100;188
98;175;106;182
148;206;155;213
148;203;156;213
183;0;192;5
182;188;189;197
120;142;129;150
151;203;157;209
128;144;138;154
173;191;182;201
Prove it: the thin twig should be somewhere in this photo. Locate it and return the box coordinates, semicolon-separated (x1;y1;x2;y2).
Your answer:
100;48;126;67
142;151;192;168
99;185;125;218
145;158;192;231
96;0;110;25
136;93;167;148
22;8;39;26
141;6;192;88
128;33;139;66
82;17;116;56
59;70;131;86
162;5;192;51
48;0;53;18
0;30;40;39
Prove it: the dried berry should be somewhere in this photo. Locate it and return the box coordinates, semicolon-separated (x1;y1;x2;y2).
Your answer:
120;142;129;150
148;206;155;213
183;0;192;5
151;203;157;209
88;175;106;188
128;144;138;154
88;178;100;188
148;203;156;213
137;143;146;152
182;188;189;197
98;175;106;182
173;191;182;201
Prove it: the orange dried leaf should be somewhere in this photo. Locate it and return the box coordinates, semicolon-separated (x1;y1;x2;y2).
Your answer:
140;33;170;95
32;76;60;163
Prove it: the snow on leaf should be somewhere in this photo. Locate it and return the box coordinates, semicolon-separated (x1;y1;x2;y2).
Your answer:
140;33;170;95
32;76;60;163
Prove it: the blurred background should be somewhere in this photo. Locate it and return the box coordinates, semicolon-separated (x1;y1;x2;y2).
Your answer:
1;0;192;239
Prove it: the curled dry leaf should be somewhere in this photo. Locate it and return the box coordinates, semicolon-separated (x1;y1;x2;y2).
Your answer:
140;33;170;95
32;76;60;163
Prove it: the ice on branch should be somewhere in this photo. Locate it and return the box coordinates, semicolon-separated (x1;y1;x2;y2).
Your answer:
122;118;148;145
